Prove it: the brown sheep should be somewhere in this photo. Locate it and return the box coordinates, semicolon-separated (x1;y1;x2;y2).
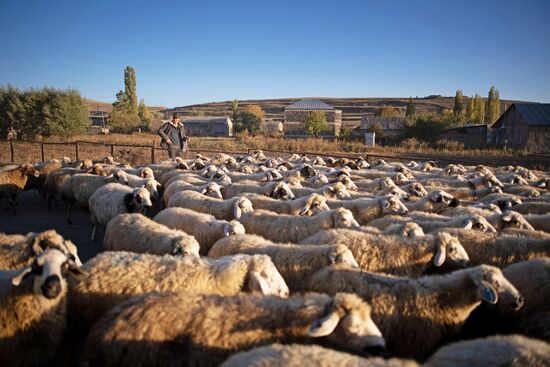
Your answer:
0;164;40;213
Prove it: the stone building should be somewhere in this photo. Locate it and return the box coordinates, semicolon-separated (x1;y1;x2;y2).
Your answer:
283;99;342;136
355;116;407;137
181;116;233;137
492;103;550;151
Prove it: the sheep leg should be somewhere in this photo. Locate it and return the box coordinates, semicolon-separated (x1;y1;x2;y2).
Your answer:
91;224;97;241
66;203;73;225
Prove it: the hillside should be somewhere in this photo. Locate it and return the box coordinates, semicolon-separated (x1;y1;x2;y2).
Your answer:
165;96;520;128
84;98;166;113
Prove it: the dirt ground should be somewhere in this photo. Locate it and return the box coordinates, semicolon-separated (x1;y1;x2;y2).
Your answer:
1;191;105;263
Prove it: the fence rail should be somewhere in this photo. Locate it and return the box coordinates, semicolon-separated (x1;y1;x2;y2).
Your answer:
1;139;548;169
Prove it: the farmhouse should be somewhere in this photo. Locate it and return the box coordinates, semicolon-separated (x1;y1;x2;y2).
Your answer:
356;116;407;137
88;111;110;134
492;103;550;151
182;116;233;137
283;99;342;136
439;124;488;149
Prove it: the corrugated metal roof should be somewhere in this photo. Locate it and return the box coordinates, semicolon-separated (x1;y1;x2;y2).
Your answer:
493;103;550;128
515;103;550;126
285;99;335;110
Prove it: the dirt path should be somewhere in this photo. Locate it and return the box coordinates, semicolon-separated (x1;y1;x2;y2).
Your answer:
1;191;103;263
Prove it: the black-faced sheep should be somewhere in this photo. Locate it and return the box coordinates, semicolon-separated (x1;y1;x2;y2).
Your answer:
167;190;253;220
81;292;385;367
154;207;245;255
103;213;200;257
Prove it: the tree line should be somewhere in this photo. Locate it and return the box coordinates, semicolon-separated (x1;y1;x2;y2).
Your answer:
0;85;89;139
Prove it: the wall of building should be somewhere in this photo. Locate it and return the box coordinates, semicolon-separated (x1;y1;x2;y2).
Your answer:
185;122;231;137
496;106;529;149
527;126;550;152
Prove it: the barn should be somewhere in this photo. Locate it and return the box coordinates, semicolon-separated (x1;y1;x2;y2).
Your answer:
283;99;342;136
492;103;550;151
182;116;233;137
439;124;488;149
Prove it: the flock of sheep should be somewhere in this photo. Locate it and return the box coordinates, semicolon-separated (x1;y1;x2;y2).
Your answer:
1;150;550;367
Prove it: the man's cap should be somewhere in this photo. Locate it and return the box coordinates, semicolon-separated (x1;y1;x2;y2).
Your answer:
172;113;180;119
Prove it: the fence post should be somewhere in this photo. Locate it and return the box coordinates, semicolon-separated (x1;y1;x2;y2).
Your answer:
40;142;45;162
75;141;79;161
110;144;114;157
9;140;14;163
151;142;155;164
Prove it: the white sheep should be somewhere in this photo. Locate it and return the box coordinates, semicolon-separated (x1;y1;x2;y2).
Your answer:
405;189;459;213
163;181;223;205
221;181;295;200
103;213;200;257
328;195;408;225
88;183;153;241
525;213;550;233
0;249;83;367
239;208;359;243
486;211;535;231
154;207;245;254
242;192;330;216
167;190;253;220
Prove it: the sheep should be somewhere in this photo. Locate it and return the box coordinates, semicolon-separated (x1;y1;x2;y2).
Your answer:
409;214;497;233
0;229;82;270
288;182;352;200
328;195;408;225
154;207;245;254
69;252;289;337
525;213;550;232
511;201;550;215
60;171;128;224
486;210;535;231
23;159;62;196
116;170;161;197
0;164;40;213
503;184;541;197
221;181;295;200
43;165;105;209
239;208;359;243
302;231;469;277
243;192;329;216
501;227;550;239
308;264;523;358
0;248;83;367
424;334;550;367
103;213;200;257
81;292;385;367
220;344;419;367
400;182;429;198
227;168;283;182
163;180;223;205
88;183;153;241
382;222;425;237
444;186;503;201
405;189;459;213
167;190;253;220
429;228;550;267
121;166;154;179
209;234;358;291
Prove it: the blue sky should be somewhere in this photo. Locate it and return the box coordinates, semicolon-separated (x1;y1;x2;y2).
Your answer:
1;0;549;107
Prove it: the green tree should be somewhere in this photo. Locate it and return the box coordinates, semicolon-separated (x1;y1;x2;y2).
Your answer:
0;85;26;138
377;105;400;117
124;66;138;113
485;86;500;125
110;106;140;133
367;122;384;138
474;94;485;124
466;96;475;123
404;115;449;143
232;99;239;121
304;111;328;137
245;104;265;121
405;97;416;121
235;110;261;135
453;90;464;123
138;99;151;128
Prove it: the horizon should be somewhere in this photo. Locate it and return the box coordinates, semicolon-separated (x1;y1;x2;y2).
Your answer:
1;0;549;107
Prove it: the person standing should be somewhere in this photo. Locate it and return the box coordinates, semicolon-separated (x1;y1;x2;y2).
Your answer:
157;113;189;159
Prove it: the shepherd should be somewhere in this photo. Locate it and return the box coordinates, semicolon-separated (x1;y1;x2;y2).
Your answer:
157;113;189;159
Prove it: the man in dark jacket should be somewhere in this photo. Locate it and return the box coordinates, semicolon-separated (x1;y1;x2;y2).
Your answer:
157;113;188;159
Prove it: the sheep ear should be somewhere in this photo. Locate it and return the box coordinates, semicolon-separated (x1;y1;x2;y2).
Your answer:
248;271;271;295
462;220;473;230
478;280;498;304
433;244;446;267
502;212;513;222
28;233;44;255
223;225;232;237
67;261;86;280
299;203;311;216
11;266;33;286
308;311;340;337
200;187;208;194
233;202;243;219
382;200;390;209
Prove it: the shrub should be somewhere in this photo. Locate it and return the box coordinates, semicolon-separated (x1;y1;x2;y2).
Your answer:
435;139;465;151
401;137;429;151
304;111;328;137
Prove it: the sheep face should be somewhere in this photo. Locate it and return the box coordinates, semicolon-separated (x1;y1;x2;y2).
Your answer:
491;197;521;212
300;164;316;179
429;190;459;211
400;222;425;237
79;159;94;170
223;221;246;237
190;159;206;171
22;164;40;178
382;185;410;201
129;187;153;213
468;215;498;233
269;182;294;200
313;156;327;166
267;169;283;181
224;157;238;169
299;194;330;216
233;198;254;219
201;182;223;199
247;255;289;298
28;229;83;267
381;195;409;215
144;179;161;198
471;266;523;311
211;172;232;186
308;293;385;356
200;165;217;178
486;174;505;189
499;211;534;230
406;182;428;198
11;248;84;300
140;167;154;179
310;173;329;186
332;209;360;229
356;158;370;169
433;233;470;269
285;178;303;188
88;164;106;176
379;177;395;190
329;245;359;268
239;165;254;174
113;170;129;185
172;236;200;258
394;172;414;185
339;176;358;191
325;183;350;199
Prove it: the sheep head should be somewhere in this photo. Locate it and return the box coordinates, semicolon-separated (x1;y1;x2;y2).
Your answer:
22;163;40;178
381;185;410;201
112;170;129;185
324;182;351;199
268;182;294;200
332;208;360;229
469;265;523;310
27;229;83;267
467;215;497;233
328;245;359;268
246;254;289;298
129;187;153;213
338;175;358;191
172;236;200;258
380;195;408;215
299;194;330;216
139;167;154;178
399;222;425;237
11;248;84;300
406;182;428;198
427;190;459;212
299;164;316;178
144;179;161;198
200;182;223;199
499;211;534;230
223;221;246;237
211;171;232;186
308;293;385;356
433;233;470;269
233;197;253;219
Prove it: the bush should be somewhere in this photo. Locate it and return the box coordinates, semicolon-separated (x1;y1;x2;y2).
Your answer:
304;111;328;137
400;137;429;151
435;139;465;151
403;115;450;144
234;111;261;135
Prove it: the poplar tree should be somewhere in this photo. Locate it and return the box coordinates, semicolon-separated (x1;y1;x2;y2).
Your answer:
474;94;485;124
405;97;416;121
466;96;475;123
124;66;138;114
453;90;464;123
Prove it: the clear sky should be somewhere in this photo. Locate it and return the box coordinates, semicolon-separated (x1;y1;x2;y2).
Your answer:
1;0;549;107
